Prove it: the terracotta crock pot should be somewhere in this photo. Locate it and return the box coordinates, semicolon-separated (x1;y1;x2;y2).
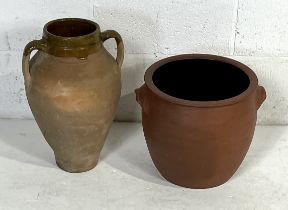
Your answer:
135;54;266;188
22;18;124;172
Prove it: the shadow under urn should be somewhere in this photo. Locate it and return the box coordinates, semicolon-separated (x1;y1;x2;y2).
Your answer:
22;18;124;172
136;54;266;188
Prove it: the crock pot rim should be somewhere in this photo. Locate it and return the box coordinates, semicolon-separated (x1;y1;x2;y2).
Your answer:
144;54;258;107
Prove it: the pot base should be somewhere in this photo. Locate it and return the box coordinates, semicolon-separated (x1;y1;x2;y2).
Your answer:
55;156;99;173
159;170;235;189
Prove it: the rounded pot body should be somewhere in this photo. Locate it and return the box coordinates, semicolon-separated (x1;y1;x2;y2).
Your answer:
136;54;266;188
22;18;124;172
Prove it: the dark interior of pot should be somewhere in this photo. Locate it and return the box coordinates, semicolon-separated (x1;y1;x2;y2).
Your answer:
152;59;250;101
47;19;96;37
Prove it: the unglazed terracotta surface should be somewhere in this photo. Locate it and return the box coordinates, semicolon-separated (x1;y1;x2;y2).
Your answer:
22;18;124;172
136;54;266;188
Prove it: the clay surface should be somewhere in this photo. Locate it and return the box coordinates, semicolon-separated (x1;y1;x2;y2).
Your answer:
22;18;124;172
136;54;266;188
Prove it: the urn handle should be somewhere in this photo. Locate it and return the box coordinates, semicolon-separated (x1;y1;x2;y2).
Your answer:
101;30;124;68
135;84;147;108
256;85;266;110
22;39;48;87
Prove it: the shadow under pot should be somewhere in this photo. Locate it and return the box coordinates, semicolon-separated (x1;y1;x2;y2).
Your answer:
135;54;266;189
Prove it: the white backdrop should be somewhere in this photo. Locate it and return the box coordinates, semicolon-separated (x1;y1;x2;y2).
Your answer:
0;0;288;124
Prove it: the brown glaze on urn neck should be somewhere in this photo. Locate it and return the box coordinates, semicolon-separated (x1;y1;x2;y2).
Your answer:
136;54;266;188
24;18;124;64
42;18;102;58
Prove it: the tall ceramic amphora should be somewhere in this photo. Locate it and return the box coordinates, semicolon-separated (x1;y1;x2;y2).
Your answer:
22;18;124;172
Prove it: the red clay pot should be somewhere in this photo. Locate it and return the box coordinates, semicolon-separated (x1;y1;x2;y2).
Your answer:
135;54;266;188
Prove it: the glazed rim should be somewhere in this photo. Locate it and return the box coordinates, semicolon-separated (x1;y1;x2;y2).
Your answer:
144;54;259;107
43;18;100;39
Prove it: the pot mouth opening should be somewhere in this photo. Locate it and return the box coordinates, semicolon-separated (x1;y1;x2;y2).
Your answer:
145;54;258;107
45;18;98;38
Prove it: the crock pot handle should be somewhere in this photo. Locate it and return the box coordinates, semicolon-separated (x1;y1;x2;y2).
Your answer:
101;30;124;68
135;84;147;108
22;39;48;88
256;85;266;110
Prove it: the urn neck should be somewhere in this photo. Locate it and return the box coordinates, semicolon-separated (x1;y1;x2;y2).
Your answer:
42;18;102;57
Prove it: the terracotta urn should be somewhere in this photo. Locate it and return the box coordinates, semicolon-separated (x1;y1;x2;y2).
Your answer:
22;18;124;172
135;54;266;188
